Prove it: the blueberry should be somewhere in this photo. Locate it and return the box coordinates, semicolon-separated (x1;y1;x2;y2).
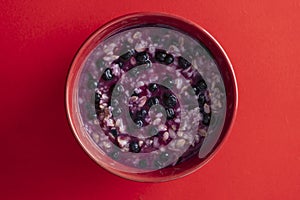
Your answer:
193;86;200;95
144;60;152;68
110;129;118;138
120;51;133;61
178;56;191;69
137;109;147;119
202;113;211;126
193;79;207;95
198;93;206;107
147;97;159;107
131;90;139;97
166;108;175;119
129;141;141;153
164;54;174;65
135;52;149;64
95;93;101;103
148;83;158;92
135;119;143;128
155;50;167;62
163;93;177;108
102;68;113;80
196;79;207;91
113;60;124;68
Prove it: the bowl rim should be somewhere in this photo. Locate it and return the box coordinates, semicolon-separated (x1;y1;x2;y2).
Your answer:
65;11;238;182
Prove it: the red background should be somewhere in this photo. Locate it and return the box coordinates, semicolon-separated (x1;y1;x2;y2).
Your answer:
1;0;300;199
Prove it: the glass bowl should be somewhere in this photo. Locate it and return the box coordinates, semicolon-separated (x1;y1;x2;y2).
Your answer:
66;12;238;182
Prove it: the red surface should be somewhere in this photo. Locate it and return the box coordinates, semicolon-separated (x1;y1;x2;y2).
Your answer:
1;0;299;199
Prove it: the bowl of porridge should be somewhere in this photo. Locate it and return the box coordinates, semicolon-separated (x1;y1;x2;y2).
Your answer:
66;12;238;182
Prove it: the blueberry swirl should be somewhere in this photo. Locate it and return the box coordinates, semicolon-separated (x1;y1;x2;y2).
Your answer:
95;48;211;157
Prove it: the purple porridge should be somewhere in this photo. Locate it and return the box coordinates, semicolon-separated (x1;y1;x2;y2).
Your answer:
77;26;226;172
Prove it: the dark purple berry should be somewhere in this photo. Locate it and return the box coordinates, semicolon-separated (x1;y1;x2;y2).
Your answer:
164;54;174;65
114;60;124;68
155;50;167;62
193;86;200;95
202;113;211;126
193;79;207;95
198;93;206;107
110;129;118;138
102;68;113;80
131;90;139;97
155;50;174;65
147;97;159;107
163;93;177;108
95;93;101;103
135;52;149;64
137;109;147;119
178;56;191;69
196;79;207;91
143;60;152;68
135;119;143;128
120;51;134;61
166;108;175;119
129;141;141;153
148;83;158;92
